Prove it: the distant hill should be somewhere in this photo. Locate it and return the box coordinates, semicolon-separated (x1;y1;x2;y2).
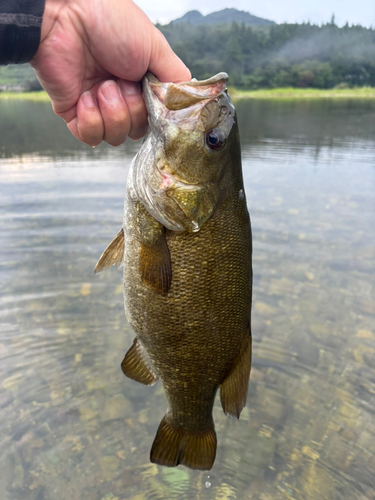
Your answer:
171;8;276;27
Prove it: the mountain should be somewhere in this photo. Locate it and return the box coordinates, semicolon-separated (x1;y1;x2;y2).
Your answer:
171;8;276;26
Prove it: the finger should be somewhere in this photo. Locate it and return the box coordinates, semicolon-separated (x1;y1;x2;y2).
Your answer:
68;91;104;146
149;28;191;83
118;80;148;140
97;80;131;147
66;116;80;142
54;104;77;125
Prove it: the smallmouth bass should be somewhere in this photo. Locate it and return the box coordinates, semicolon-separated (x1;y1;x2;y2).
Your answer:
95;72;252;470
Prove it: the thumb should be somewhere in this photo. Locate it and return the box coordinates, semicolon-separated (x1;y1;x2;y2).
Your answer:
148;28;191;83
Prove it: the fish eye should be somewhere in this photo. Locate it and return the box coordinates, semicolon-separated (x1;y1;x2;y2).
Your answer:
205;128;227;152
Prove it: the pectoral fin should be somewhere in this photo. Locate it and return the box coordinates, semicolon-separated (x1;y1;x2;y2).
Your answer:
140;236;171;295
94;229;124;274
121;338;158;386
138;203;172;295
220;333;252;418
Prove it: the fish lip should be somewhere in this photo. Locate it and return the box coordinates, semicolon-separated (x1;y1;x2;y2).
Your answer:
142;75;166;122
144;71;228;88
179;72;228;88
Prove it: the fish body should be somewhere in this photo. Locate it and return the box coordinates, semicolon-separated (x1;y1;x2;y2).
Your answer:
95;73;252;470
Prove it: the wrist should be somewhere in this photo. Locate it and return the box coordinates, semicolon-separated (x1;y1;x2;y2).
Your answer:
40;0;82;44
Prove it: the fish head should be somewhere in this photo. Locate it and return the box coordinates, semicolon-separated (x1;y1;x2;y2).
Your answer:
132;72;240;232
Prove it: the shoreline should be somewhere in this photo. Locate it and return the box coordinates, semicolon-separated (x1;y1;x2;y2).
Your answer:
0;91;50;101
1;87;375;101
228;86;375;99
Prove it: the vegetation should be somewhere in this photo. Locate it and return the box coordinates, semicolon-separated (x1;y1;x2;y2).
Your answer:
159;20;375;89
229;86;375;99
2;88;375;102
1;11;374;92
0;64;42;90
0;91;49;100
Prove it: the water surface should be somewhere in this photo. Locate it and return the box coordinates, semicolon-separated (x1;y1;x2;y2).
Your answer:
0;97;374;500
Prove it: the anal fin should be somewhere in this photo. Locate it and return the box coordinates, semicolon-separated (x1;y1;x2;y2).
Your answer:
121;338;158;386
220;333;252;418
150;416;216;470
94;229;124;274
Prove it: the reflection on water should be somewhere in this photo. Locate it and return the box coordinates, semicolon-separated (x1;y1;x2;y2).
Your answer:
0;98;374;500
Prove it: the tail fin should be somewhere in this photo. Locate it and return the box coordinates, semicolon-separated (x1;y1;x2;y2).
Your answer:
150;416;216;470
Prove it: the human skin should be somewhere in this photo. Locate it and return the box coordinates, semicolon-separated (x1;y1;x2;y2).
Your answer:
30;0;191;147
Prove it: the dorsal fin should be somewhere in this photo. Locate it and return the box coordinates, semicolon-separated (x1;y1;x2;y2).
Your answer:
94;229;124;274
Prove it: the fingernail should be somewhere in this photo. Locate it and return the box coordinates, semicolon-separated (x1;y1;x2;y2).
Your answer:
101;80;121;102
119;80;140;96
82;91;96;108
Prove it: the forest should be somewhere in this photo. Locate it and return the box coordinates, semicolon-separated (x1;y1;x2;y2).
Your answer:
1;17;374;90
159;20;375;89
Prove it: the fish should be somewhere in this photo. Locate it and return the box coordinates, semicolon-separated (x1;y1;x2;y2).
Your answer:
95;72;252;470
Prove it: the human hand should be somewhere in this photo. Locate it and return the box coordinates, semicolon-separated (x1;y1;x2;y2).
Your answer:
30;0;191;147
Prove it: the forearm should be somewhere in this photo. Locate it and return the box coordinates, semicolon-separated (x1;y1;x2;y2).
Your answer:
0;0;45;64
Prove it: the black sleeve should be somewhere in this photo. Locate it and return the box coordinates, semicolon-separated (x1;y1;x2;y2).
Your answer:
0;0;46;64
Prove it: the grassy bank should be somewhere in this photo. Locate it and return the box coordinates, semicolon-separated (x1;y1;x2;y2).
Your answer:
1;87;375;102
0;91;50;101
229;86;375;99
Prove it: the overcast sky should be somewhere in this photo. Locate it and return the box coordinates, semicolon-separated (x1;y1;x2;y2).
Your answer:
135;0;374;28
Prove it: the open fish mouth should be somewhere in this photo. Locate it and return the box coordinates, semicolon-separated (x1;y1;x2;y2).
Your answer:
143;72;229;124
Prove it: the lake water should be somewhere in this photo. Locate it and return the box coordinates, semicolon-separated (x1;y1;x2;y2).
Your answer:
0;97;374;500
